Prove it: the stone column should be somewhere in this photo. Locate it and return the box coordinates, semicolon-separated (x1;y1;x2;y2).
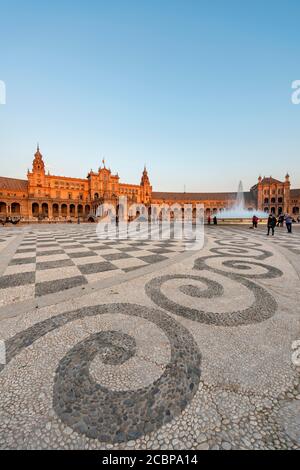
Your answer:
48;203;53;221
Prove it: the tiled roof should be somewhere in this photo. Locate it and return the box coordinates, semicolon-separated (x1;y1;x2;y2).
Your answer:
151;191;257;205
152;191;236;201
0;176;28;192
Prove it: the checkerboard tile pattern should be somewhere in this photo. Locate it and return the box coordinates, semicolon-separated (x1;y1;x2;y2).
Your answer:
0;232;18;254
0;227;188;305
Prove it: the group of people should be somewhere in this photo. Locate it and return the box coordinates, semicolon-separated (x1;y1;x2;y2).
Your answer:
207;215;218;225
252;213;294;236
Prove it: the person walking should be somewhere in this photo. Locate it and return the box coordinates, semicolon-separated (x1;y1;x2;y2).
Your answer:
207;215;211;225
213;215;218;225
267;214;277;236
252;215;258;229
277;214;284;227
285;214;293;233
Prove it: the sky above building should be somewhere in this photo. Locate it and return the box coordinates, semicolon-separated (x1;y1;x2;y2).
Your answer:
0;0;299;192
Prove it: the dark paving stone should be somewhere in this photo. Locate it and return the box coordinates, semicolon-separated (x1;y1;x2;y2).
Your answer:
123;265;143;273
9;257;36;266
78;262;118;274
139;254;168;264
16;248;36;254
147;248;174;254
36;249;65;257
126;241;150;246
36;243;59;248
115;246;142;252
36;259;74;270
102;252;133;261
0;271;35;289
68;251;98;259
59;244;81;248
35;275;88;297
92;244;116;251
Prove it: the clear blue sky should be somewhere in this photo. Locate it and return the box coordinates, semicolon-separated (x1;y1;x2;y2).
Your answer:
0;0;299;192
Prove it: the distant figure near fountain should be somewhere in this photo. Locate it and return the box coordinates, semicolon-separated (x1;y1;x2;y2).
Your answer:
216;181;268;223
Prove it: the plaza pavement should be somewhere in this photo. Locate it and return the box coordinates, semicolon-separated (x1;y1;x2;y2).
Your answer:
0;223;300;450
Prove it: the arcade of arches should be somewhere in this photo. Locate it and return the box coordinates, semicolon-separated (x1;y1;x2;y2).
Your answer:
0;147;299;221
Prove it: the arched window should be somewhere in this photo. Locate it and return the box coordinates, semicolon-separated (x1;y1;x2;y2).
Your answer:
264;198;269;204
271;198;276;204
278;197;283;203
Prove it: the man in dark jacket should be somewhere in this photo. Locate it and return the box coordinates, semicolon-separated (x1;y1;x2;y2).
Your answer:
267;214;277;236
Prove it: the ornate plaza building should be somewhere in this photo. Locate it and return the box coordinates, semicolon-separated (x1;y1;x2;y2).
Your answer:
0;146;299;221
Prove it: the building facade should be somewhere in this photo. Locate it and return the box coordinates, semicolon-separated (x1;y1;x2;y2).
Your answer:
0;146;299;221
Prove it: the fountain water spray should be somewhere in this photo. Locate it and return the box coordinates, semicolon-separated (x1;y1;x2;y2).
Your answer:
216;181;268;220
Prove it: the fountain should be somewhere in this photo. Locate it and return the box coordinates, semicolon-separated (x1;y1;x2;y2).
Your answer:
215;181;268;224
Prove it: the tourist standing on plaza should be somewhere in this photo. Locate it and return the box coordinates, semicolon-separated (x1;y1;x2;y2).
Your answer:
252;215;258;228
207;215;211;225
267;214;277;236
285;214;293;233
277;214;284;227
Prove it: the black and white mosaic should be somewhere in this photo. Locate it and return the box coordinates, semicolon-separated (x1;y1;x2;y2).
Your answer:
146;238;283;326
0;226;188;305
1;303;201;443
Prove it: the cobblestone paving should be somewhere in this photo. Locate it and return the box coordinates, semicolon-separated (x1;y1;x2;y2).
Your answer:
0;224;300;450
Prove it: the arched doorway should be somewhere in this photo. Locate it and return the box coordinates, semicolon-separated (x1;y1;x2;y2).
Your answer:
271;207;276;214
78;204;83;217
11;202;21;214
70;204;75;217
42;203;48;217
32;203;39;217
61;204;67;217
53;203;59;217
0;201;7;214
85;205;90;216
